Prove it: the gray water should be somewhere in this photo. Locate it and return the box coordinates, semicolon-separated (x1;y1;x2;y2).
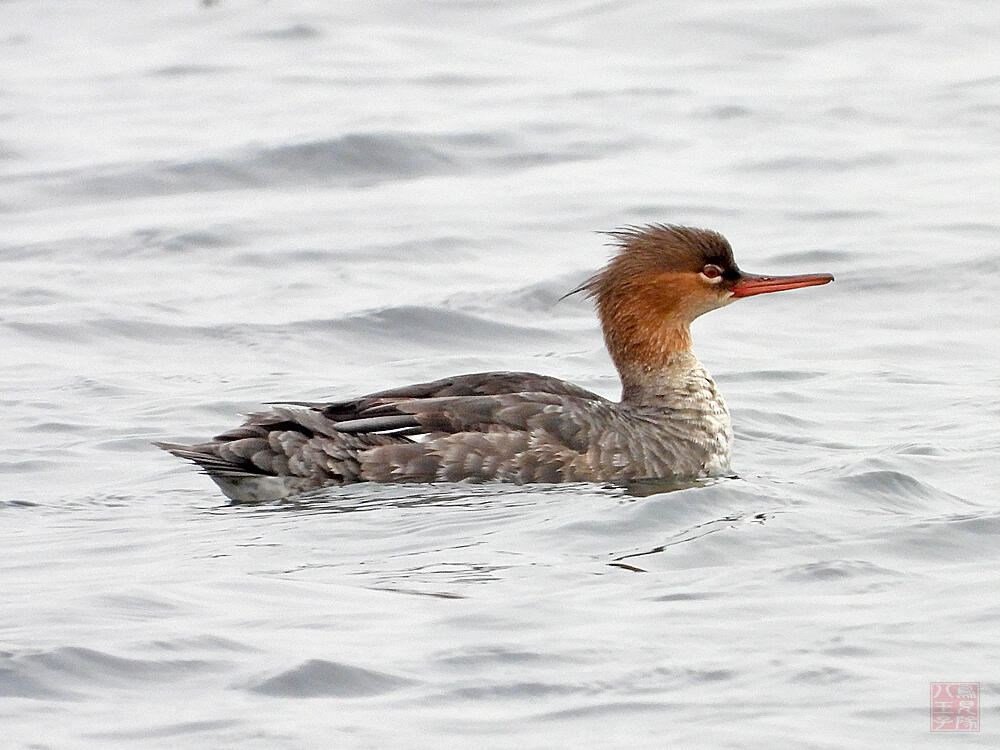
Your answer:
3;1;999;747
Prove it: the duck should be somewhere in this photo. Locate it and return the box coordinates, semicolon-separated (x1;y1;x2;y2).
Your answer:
156;224;833;501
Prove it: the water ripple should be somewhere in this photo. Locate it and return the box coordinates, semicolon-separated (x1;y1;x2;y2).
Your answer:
246;659;414;697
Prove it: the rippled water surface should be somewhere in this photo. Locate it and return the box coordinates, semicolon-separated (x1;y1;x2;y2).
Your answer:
3;1;999;747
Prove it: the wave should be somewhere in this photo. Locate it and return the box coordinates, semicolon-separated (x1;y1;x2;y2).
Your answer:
2;129;619;211
245;658;413;697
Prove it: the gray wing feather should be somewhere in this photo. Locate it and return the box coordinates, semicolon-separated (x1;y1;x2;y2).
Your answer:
157;371;650;489
273;371;605;420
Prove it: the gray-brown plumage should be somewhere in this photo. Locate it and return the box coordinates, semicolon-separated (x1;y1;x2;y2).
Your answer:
156;224;833;501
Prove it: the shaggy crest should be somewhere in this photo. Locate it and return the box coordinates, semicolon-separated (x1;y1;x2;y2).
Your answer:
568;224;738;299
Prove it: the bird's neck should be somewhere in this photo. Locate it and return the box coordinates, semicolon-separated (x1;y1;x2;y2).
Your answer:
610;324;730;455
597;299;701;403
616;344;711;405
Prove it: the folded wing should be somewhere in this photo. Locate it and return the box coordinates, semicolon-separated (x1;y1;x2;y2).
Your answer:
157;371;617;486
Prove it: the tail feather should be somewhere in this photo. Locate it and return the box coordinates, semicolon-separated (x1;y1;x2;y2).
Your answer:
152;441;266;478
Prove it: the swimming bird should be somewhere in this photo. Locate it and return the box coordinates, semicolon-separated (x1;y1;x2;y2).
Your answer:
156;224;833;501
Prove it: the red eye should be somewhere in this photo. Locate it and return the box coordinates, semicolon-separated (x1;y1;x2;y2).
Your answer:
702;264;723;279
